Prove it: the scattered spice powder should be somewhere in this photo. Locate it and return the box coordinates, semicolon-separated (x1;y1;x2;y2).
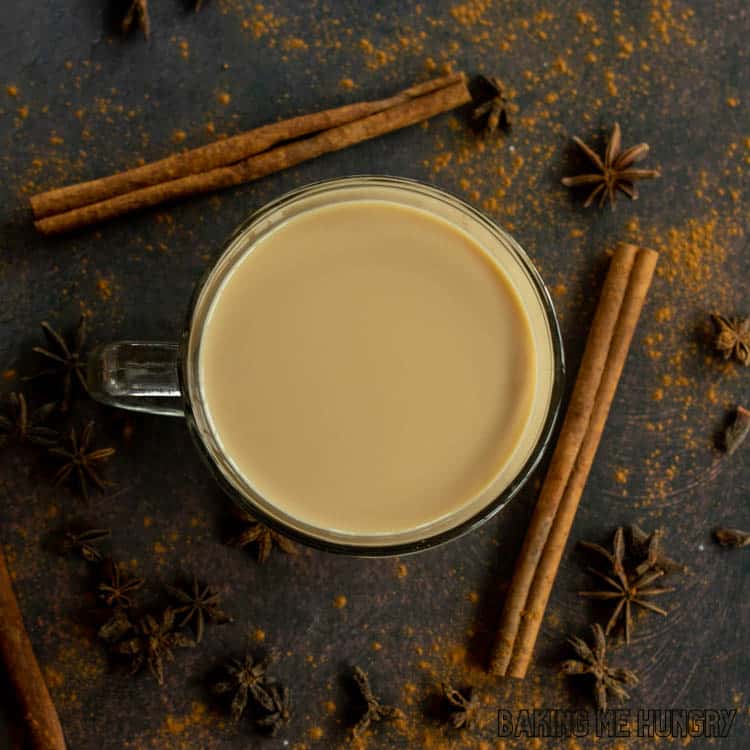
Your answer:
614;468;629;485
96;277;112;300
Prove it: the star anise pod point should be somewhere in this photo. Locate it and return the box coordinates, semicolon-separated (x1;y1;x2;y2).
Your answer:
123;0;150;39
714;528;750;548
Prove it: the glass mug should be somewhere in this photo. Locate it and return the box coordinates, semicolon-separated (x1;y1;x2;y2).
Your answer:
87;176;564;556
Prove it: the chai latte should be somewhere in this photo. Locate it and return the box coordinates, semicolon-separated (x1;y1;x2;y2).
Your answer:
199;200;537;535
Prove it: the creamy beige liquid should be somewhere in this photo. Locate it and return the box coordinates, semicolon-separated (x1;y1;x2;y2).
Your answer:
200;200;537;535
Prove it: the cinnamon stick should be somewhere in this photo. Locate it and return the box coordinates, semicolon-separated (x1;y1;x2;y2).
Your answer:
0;546;66;750
30;72;463;221
34;79;470;236
490;243;638;676
490;243;658;678
505;245;658;678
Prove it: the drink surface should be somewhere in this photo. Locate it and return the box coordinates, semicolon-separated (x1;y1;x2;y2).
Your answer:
199;200;536;535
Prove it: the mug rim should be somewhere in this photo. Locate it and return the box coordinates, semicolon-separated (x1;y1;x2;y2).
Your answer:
180;175;565;557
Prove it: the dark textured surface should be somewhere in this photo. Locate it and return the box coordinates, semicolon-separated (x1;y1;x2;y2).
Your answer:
1;1;749;748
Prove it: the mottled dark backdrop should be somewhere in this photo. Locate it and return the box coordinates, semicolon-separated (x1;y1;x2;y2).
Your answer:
1;1;748;749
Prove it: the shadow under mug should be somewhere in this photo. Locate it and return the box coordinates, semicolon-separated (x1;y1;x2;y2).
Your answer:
87;176;565;557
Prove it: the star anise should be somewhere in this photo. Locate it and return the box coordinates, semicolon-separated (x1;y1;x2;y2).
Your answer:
255;684;292;735
227;511;298;563
442;682;480;729
165;574;232;643
195;0;206;10
472;76;510;133
711;314;750;366
351;666;404;739
560;623;639;711
0;392;58;447
213;650;279;722
578;528;675;643
28;317;88;413
113;608;194;686
714;528;750;548
122;0;150;39
562;123;660;208
60;525;111;562
48;422;115;501
98;559;144;608
628;525;687;577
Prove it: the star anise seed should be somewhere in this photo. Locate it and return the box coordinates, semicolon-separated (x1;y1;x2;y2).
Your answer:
27;317;88;413
165;574;232;643
711;314;750;365
560;623;639;711
562;123;660;209
48;421;115;501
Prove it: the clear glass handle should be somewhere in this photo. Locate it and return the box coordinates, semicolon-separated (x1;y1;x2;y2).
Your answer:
87;342;184;417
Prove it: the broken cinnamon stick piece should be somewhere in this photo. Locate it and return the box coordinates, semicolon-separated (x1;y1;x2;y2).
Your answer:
0;546;66;750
